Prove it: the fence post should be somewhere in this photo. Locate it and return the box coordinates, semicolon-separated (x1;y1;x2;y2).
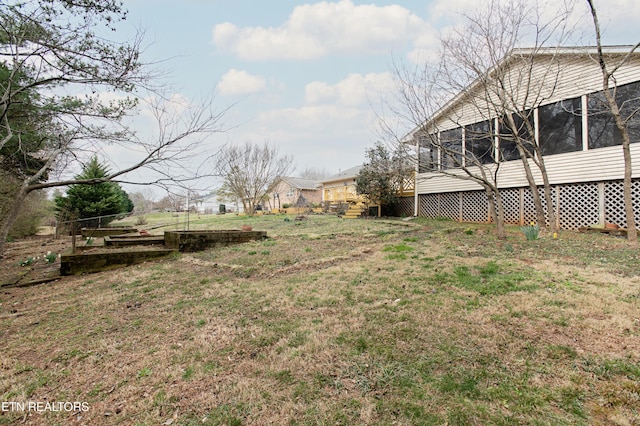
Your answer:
71;219;77;254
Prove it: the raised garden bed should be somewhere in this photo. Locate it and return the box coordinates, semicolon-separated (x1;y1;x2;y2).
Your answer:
164;230;267;252
60;248;177;275
81;227;138;237
60;229;268;275
104;235;165;247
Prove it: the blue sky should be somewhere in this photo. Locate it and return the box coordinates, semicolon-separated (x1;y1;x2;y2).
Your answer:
111;0;638;194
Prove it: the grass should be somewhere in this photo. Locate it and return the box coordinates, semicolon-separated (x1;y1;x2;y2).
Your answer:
1;213;639;424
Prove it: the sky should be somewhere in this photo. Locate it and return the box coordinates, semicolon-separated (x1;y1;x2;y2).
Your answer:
108;0;639;197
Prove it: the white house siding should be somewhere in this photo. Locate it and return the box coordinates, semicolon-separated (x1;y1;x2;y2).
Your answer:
410;48;640;229
427;54;640;132
418;143;640;194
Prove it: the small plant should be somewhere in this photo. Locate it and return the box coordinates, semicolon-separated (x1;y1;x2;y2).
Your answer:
464;228;475;235
44;251;57;264
86;237;94;246
182;366;195;380
137;367;152;378
521;223;540;241
19;257;35;267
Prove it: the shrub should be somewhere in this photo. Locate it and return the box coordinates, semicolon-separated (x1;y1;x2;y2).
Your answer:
135;215;148;226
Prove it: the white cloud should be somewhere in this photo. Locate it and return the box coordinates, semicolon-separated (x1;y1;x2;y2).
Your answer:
426;0;640;48
212;0;429;61
247;104;375;170
305;72;395;107
217;69;267;96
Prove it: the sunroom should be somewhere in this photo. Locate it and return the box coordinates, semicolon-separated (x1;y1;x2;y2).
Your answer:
407;46;640;229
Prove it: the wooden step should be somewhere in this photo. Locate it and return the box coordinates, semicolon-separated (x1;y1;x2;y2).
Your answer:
343;204;365;219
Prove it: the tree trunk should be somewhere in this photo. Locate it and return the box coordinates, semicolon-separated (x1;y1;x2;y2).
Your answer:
587;0;637;245
517;149;547;229
486;187;506;240
0;182;31;256
608;95;638;244
538;162;559;234
505;114;547;229
600;62;637;245
493;188;506;240
622;142;637;244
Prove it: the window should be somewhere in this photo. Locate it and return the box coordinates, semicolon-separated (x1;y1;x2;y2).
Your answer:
465;120;495;164
622;81;640;144
440;128;463;169
588;81;640;149
538;97;582;155
418;134;438;172
498;112;534;161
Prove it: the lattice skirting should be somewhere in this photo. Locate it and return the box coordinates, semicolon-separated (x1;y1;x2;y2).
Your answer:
388;197;415;217
417;179;640;230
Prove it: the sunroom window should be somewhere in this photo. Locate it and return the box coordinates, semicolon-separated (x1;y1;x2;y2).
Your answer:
498;112;534;161
588;81;640;149
418;135;438;172
465;120;495;164
440;128;463;169
538;97;582;155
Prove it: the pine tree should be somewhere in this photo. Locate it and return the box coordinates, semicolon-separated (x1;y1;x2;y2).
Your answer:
55;157;133;228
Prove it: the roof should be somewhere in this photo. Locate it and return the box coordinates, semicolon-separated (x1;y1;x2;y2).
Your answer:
321;165;363;183
402;45;640;142
278;177;321;190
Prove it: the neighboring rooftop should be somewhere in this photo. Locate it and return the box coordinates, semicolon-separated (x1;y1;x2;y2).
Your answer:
322;165;363;183
279;177;321;190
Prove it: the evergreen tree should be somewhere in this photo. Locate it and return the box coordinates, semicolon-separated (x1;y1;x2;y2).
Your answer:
55;157;132;228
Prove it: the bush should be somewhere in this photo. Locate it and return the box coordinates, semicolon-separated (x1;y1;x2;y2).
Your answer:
135;215;148;226
1;184;51;239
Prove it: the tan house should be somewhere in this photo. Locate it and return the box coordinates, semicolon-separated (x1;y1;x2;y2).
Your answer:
321;165;364;204
272;177;321;209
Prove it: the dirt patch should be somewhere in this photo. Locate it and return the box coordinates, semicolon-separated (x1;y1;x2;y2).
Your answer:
0;235;70;287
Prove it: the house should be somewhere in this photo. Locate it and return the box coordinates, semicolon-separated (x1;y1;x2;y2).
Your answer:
193;192;243;214
320;165;373;218
271;177;322;209
321;165;364;204
403;46;640;229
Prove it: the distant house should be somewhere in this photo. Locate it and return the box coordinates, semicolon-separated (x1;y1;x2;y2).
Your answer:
272;177;322;209
403;45;640;229
320;165;364;204
193;192;243;214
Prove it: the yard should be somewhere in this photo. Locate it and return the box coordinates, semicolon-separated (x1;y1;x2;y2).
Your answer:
1;213;639;425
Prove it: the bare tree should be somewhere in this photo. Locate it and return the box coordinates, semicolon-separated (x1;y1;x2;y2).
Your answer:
437;0;577;233
388;63;507;237
390;0;578;237
587;0;640;245
299;167;331;181
0;1;228;254
215;141;293;216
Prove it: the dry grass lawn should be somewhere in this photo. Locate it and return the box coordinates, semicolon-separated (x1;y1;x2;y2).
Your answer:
1;213;639;425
